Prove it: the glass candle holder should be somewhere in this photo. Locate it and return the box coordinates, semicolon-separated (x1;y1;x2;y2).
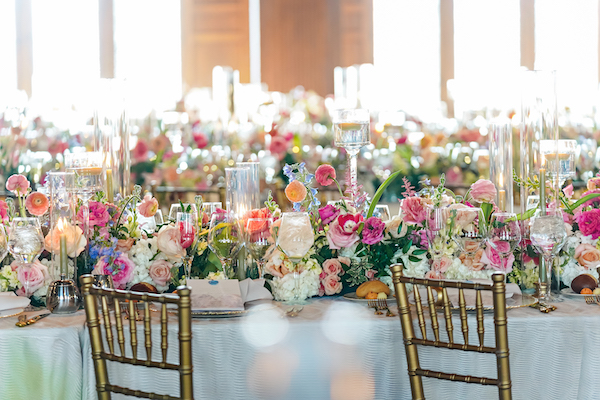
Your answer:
47;171;77;280
489;116;514;212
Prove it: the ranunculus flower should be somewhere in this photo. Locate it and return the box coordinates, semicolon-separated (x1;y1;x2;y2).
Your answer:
77;201;110;230
243;208;272;235
576;209;600;239
322;259;343;276
0;200;8;223
148;259;173;287
470;179;497;203
138;194;159;217
6;174;29;196
25;192;49;216
116;238;135;253
15;260;50;296
285;180;307;203
326;214;362;250
315;164;336;186
93;254;135;290
323;274;342;295
318;204;340;225
362;216;385;245
432;256;453;273
480;245;515;273
156;225;186;260
44;221;87;258
401;196;427;225
575;243;600;269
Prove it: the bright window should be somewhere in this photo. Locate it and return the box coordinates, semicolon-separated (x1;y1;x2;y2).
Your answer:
0;0;20;107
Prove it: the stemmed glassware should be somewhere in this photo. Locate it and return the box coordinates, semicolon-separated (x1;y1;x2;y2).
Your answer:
276;212;314;303
529;210;567;302
244;218;274;279
7;217;45;297
451;207;487;257
332;109;370;203
488;213;521;274
176;212;197;280
169;203;197;222
425;207;454;263
0;225;8;264
207;212;243;279
540;139;577;188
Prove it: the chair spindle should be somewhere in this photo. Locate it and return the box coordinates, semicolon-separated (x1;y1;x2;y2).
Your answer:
413;286;427;340
129;301;138;360
144;301;152;360
161;302;168;364
442;287;454;344
113;298;126;356
427;286;440;342
476;290;485;346
459;288;469;345
101;295;115;354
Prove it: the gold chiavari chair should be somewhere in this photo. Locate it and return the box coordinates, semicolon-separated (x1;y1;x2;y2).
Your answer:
80;275;194;400
391;264;511;400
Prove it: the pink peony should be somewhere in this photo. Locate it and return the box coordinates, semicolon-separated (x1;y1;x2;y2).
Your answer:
401;196;427;225
432;256;452;273
92;254;135;290
470;179;497;203
0;200;8;223
315;164;336;186
138;194;159;217
326;214;362;250
318;204;340;225
25;192;49;216
77;201;110;230
480;245;515;273
322;259;343;276
15;260;50;296
6;174;29;196
574;243;600;269
576;209;600;239
148;259;173;287
362;216;385;245
156;225;186;260
323;274;342;295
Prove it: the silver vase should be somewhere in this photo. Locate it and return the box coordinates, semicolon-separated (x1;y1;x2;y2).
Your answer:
46;276;82;314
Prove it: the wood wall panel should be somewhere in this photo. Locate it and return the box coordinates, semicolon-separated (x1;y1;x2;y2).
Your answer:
181;0;250;89
261;0;373;96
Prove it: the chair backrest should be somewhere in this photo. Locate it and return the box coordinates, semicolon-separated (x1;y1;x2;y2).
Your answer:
390;264;511;400
80;274;194;400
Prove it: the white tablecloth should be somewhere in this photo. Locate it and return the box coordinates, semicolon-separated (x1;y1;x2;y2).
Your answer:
2;296;600;400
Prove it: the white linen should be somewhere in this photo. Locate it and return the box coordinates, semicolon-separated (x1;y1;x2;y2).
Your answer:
239;278;272;303
0;291;30;311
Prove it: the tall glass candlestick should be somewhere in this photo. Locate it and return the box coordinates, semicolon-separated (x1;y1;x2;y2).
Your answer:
489;116;513;212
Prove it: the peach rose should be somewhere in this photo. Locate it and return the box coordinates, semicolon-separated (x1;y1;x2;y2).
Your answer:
116;238;135;253
575;243;600;269
148;259;173;287
323;259;343;276
323;274;342;295
156;225;186;260
459;248;485;271
432;256;452;273
44;222;87;258
16;260;50;295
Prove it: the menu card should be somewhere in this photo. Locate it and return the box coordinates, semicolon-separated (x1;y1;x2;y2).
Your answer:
186;279;244;311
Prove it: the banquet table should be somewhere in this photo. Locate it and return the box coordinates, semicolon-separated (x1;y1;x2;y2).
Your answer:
2;296;600;400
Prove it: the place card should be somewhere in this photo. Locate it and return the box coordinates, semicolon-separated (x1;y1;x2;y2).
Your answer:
187;279;244;311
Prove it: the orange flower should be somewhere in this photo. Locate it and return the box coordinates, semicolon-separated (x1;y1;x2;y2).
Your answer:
25;192;49;216
285;180;307;203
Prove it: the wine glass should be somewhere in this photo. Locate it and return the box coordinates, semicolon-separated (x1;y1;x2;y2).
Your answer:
0;225;8;264
425;207;454;263
276;212;314;304
540;139;577;188
451;207;487;256
7;217;45;297
530;210;567;302
373;204;391;222
488;212;521;274
177;212;197;280
200;202;222;227
244;218;274;279
136;206;164;234
207;212;243;279
332;109;370;203
169;203;197;222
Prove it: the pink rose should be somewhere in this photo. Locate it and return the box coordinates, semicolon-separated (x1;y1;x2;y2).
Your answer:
575;243;600;269
401;196;427;225
148;259;173;287
459;249;485;271
156;225;186;260
132;140;149;162
269;136;289;156
326;214;362;250
322;259;343;276
425;270;444;280
318;204;340;225
0;200;8;223
44;221;87;258
15;260;50;296
432;256;452;273
315;164;336;186
480;245;515;273
116;238;135;253
362;216;385;245
138;194;159;218
93;254;135;289
588;177;600;191
6;174;30;196
193;132;209;149
448;203;477;228
323;274;342;295
470;179;497;203
365;269;376;280
338;257;351;268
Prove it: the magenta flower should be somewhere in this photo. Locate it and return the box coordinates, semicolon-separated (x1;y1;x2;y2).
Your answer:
576;209;600;239
326;214;362;250
401;196;427;225
93;254;135;289
579;189;600;209
315;164;336;186
6;174;30;196
318;204;340;225
77;201;110;230
362;216;385;245
0;200;8;223
193;132;209;149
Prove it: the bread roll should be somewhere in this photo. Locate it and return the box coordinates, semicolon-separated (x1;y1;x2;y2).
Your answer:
356;280;390;298
571;274;598;294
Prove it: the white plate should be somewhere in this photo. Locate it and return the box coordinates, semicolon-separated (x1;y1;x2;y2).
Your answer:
343;292;394;303
560;288;598;297
191;310;247;318
0;307;25;319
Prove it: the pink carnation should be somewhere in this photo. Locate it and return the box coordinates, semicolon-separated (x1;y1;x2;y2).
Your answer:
6;174;29;196
93;254;135;289
470;179;497;203
319;204;340;225
361;216;385;245
401;196;427;225
315;164;336;186
576;209;600;239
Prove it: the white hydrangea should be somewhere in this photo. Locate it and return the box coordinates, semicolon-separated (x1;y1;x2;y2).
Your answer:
270;265;321;301
444;258;493;281
561;258;599;287
127;237;161;287
0;265;19;291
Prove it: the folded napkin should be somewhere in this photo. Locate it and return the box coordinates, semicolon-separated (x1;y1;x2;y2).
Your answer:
410;279;521;308
239;278;273;303
0;292;30;312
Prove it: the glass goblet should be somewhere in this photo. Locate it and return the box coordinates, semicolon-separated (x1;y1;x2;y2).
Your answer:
451;207;487;257
530;211;567;302
425;207;454;264
276;212;315;304
488;212;521;275
176;212;197;280
373;204;391;222
540;139;577;188
7;217;45;297
207;212;243;279
0;225;8;264
169;203;197;222
244;218;274;279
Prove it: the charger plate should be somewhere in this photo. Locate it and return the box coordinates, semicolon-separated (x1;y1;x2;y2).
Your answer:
191;310;247;318
343;292;394;303
0;308;25;319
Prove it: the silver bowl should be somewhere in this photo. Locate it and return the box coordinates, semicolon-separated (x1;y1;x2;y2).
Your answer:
46;279;81;314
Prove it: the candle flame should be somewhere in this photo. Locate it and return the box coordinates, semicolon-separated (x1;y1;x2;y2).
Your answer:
498;172;504;187
57;217;67;232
